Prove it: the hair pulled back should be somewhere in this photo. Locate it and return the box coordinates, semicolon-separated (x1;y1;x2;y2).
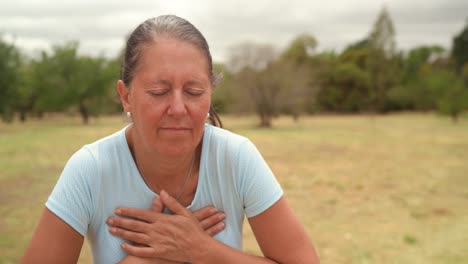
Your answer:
121;15;222;127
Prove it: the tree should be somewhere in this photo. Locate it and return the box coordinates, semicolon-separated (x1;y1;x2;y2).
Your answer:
228;40;317;127
463;63;468;84
15;62;39;122
72;56;118;124
368;7;396;59
228;42;276;73
366;7;400;112
228;42;279;127
32;42;118;124
315;39;373;113
211;63;235;113
424;69;468;123
280;34;319;120
33;42;82;113
452;19;468;74
281;34;317;65
317;62;371;112
387;45;445;110
0;38;21;122
402;46;444;80
340;39;369;69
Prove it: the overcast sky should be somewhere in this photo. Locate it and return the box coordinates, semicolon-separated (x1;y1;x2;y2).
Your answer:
1;0;467;62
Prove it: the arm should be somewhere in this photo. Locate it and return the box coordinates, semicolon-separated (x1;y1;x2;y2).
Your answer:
190;196;319;264
112;192;319;264
248;196;319;263
119;256;178;264
22;147;96;263
21;208;84;264
189;139;320;263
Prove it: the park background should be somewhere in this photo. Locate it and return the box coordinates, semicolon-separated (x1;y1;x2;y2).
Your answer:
1;1;468;263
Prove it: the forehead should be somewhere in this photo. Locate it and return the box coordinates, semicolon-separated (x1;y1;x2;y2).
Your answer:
136;37;210;78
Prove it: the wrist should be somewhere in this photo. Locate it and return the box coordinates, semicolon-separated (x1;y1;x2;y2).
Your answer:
188;234;216;263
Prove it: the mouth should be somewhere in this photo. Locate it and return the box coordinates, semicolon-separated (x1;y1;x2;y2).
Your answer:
159;127;192;135
160;127;191;130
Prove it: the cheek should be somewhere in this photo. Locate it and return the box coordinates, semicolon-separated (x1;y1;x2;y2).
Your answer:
138;94;166;114
191;95;211;116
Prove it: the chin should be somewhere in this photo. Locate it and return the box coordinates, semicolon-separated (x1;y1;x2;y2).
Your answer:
159;144;193;157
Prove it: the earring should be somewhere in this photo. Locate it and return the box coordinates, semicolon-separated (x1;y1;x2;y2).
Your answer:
126;112;132;117
206;112;210;120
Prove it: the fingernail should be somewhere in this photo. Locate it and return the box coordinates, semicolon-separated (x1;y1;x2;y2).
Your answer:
219;213;225;220
109;227;116;233
107;218;114;225
115;208;122;215
219;222;225;228
161;190;168;199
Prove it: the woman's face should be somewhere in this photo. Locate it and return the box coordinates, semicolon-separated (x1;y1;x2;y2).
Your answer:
120;37;212;157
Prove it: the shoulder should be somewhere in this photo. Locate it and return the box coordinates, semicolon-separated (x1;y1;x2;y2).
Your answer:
49;127;129;212
205;124;253;149
205;124;248;144
83;125;128;157
203;124;270;181
62;126;128;180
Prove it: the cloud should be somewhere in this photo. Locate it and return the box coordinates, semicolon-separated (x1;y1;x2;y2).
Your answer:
1;0;467;62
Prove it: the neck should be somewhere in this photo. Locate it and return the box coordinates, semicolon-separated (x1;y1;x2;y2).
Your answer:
126;126;200;197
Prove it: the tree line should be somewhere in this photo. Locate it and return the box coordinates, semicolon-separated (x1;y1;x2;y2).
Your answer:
1;8;468;126
0;41;120;124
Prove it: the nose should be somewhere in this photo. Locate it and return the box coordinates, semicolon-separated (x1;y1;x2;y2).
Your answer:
167;91;187;118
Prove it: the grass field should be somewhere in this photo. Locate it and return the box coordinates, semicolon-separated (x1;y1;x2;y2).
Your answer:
1;113;467;264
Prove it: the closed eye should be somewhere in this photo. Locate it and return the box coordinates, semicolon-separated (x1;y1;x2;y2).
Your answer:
147;89;169;96
185;88;205;96
184;80;208;96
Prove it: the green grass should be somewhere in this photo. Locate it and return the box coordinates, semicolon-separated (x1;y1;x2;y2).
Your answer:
1;113;467;264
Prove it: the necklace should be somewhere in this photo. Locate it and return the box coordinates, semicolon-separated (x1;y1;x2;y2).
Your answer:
174;154;195;200
138;154;196;201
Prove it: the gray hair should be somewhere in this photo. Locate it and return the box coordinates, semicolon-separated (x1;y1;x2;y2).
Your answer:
121;15;222;127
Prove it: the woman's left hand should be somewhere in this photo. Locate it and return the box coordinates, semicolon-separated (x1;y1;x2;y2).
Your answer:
108;190;214;263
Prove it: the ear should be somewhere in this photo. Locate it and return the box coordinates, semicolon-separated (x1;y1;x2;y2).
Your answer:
117;80;132;113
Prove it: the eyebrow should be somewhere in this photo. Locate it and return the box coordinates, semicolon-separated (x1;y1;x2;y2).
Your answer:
144;80;171;89
144;79;208;89
185;80;207;87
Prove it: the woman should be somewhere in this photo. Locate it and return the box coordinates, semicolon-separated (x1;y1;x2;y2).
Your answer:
22;15;319;263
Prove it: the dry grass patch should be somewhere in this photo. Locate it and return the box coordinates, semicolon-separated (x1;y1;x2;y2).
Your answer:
1;113;467;264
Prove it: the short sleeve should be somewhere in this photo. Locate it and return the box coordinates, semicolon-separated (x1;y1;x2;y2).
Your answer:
237;140;283;218
45;147;97;236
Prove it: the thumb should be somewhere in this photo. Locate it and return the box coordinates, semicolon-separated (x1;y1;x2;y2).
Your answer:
160;190;190;216
151;195;164;213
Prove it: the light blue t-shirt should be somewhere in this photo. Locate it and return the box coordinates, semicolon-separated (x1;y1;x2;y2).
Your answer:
46;124;283;263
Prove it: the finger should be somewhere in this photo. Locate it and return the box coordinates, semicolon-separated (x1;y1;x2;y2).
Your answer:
107;217;149;233
109;227;149;245
160;190;191;217
192;206;217;221
205;221;225;237
121;243;156;258
151;195;164;213
115;207;155;223
199;212;225;230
